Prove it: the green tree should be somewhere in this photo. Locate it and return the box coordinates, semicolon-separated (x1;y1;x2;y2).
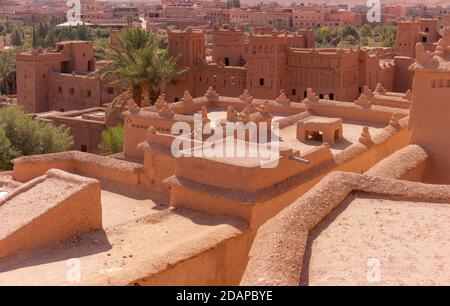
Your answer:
359;24;372;37
11;27;22;46
93;37;109;59
226;0;240;8
76;22;89;41
341;25;359;40
0;49;16;95
37;22;48;40
45;26;56;47
99;124;124;155
0;124;18;170
0;106;74;170
125;13;135;27
94;27;187;106
32;26;37;48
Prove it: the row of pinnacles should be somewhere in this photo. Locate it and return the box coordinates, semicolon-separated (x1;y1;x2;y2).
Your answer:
125;86;303;159
115;79;412;204
124;84;406;162
354;83;412;109
415;27;450;68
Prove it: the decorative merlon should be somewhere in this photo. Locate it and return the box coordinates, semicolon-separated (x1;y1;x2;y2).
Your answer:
155;94;168;110
198;106;209;123
275;89;290;105
239;89;253;104
155;94;173;118
127;100;140;115
258;100;271;114
359;126;373;146
181;90;193;104
354;86;373;107
364;85;374;97
415;43;439;67
374;83;387;95
304;88;319;103
227;105;238;122
158;103;174;118
434;27;450;59
238;111;250;123
405;89;412;100
204;86;219;102
389;113;401;129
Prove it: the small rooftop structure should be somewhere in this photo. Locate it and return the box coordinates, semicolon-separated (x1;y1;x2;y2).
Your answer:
297;116;343;146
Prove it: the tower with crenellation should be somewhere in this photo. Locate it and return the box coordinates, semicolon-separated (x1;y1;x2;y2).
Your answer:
408;27;450;183
165;28;206;103
246;30;288;99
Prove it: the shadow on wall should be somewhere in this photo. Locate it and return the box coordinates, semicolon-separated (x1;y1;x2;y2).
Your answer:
0;230;111;274
99;178;170;206
299;194;354;286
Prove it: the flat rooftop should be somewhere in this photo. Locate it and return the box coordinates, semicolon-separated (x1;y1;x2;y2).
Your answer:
0;178;247;285
301;193;450;285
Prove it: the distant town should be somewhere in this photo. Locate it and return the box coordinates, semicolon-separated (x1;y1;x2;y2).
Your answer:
0;0;450;288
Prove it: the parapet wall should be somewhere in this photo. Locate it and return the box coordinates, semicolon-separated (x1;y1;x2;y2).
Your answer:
12;151;143;186
303;99;409;124
0;169;102;259
334;116;411;173
123;92;305;159
165;114;411;228
365;144;429;181
241;171;450;285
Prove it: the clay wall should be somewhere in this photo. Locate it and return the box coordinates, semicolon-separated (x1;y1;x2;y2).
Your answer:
393;56;414;92
365;144;429;182
16;41;120;114
396;21;421;58
191;66;247;98
245;34;288;99
166;113;410;228
241;170;450;285
377;63;396;92
409;70;450;184
48;73;102;112
12;151;142;186
287;48;359;102
0;169;102;259
132;230;254;286
211;29;246;67
303;99;408;124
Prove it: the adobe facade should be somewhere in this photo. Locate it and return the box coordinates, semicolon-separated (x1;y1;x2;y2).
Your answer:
292;6;356;29
244;28;450;286
409;28;450;183
393;19;442;92
16;41;121;113
165;28;406;104
33;108;106;154
211;28;246;67
396;19;441;58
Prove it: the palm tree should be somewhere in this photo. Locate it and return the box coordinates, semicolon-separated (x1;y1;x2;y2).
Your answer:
94;27;187;107
0;49;16;96
125;13;134;27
